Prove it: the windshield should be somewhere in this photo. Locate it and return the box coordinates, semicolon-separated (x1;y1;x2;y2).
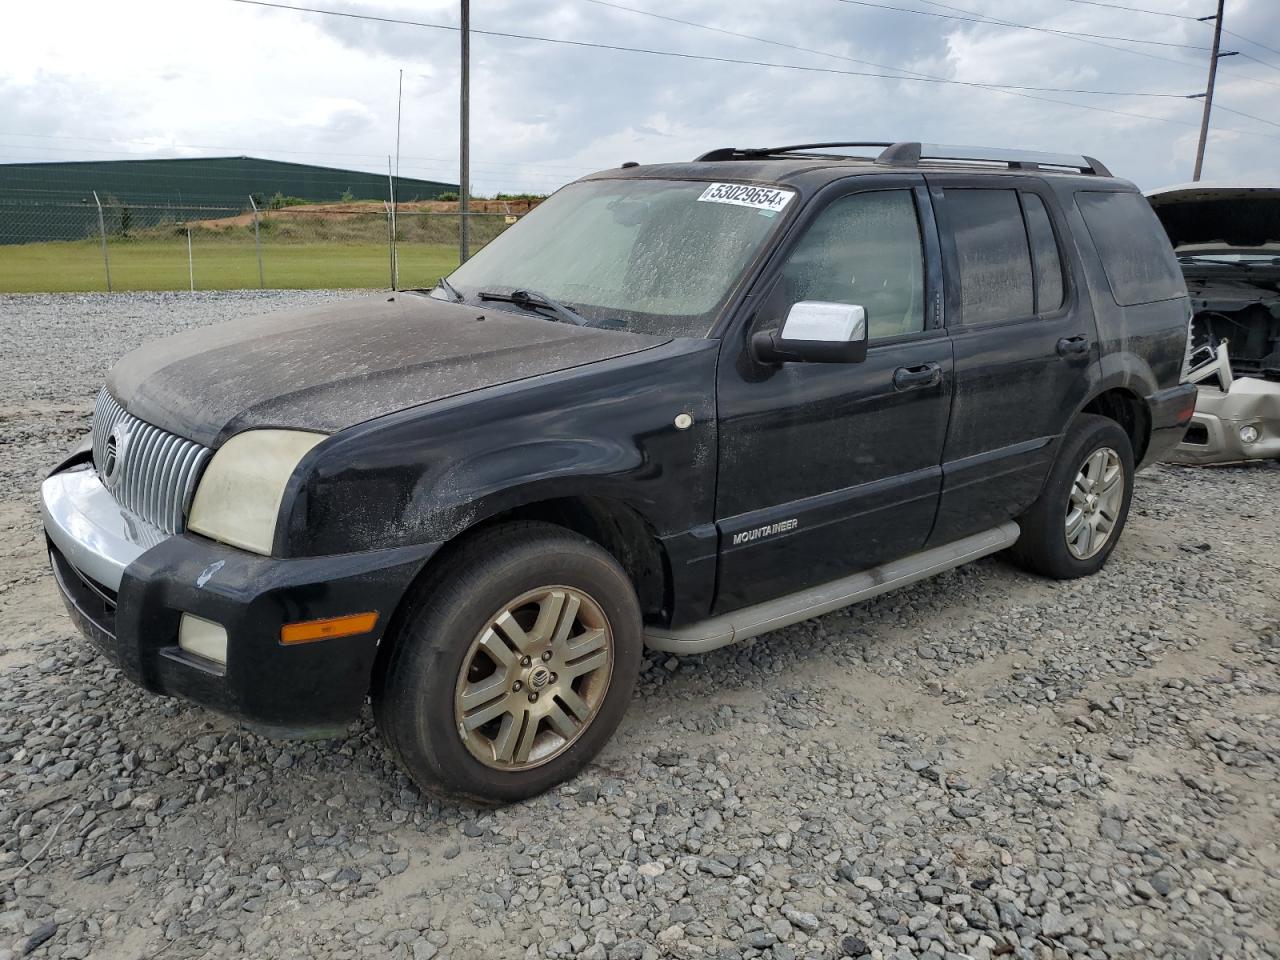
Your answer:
441;178;795;337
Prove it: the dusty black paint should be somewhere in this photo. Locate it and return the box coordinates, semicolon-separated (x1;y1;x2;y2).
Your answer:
48;152;1196;733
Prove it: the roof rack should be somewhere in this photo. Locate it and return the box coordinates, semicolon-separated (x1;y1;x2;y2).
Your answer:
694;141;1111;177
695;143;891;162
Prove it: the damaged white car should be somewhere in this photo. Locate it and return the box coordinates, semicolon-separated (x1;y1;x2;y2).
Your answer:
1148;182;1280;464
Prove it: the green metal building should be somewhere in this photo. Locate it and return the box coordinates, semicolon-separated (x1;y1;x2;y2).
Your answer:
0;156;458;244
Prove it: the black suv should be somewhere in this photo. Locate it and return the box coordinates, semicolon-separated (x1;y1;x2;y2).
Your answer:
42;141;1196;803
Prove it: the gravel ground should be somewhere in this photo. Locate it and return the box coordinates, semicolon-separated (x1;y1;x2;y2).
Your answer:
1;292;1278;960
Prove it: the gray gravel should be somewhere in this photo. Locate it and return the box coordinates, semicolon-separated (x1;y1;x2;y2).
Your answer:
2;292;1278;960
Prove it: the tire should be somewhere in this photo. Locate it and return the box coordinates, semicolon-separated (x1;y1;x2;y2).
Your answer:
373;521;643;804
1009;414;1135;580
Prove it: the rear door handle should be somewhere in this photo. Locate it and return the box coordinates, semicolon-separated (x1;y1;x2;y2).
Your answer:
1056;335;1091;357
893;362;943;391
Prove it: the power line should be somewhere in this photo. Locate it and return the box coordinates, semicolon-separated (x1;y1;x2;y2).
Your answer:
1212;102;1280;131
218;0;1280;144
1222;28;1280;62
1051;0;1205;20
836;0;1210;50
1215;63;1280;90
907;0;1206;70
1235;51;1280;76
222;0;1192;98
582;0;1194;96
593;0;1280;135
582;0;929;81
924;0;1280;85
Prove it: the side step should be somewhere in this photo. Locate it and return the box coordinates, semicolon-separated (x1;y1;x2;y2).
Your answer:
644;522;1020;654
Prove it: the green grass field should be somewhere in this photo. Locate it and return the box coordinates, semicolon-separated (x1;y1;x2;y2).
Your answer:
0;238;461;293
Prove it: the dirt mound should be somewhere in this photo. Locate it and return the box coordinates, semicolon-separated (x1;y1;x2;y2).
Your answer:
190;198;541;231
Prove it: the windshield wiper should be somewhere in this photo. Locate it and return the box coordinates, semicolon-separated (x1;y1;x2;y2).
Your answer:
436;275;464;302
477;288;588;326
1179;255;1254;270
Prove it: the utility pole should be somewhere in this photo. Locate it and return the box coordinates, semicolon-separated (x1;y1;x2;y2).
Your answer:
1191;0;1237;182
459;0;471;263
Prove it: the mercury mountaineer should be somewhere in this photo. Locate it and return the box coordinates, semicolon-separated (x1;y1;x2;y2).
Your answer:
43;141;1195;802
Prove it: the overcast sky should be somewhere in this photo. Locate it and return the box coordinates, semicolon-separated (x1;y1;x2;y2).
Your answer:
2;0;1278;195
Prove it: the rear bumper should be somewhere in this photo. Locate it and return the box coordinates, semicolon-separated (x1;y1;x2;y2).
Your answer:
1141;382;1199;468
44;464;438;735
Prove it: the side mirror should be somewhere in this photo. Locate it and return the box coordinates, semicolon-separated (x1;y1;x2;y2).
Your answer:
751;301;868;364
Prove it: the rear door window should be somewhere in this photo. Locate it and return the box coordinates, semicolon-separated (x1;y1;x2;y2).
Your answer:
1076;190;1185;306
946;189;1035;325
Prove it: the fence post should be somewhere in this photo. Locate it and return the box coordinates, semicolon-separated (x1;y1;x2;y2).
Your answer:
92;190;112;293
248;194;265;289
386;157;398;290
384;201;396;290
187;228;195;292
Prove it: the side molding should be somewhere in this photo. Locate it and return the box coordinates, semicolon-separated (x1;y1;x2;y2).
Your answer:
644;522;1020;653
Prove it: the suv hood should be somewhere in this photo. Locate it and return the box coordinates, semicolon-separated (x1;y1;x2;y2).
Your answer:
107;293;668;447
1147;182;1280;251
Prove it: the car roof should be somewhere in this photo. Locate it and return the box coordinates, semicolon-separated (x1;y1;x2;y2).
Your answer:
581;142;1126;195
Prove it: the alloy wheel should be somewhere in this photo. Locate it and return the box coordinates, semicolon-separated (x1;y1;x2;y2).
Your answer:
453;586;613;770
1065;446;1124;560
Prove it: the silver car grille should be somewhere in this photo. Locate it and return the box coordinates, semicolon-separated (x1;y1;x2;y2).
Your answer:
91;389;212;536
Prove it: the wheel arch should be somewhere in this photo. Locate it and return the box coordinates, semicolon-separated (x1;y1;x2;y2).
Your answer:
1079;386;1151;463
369;495;671;697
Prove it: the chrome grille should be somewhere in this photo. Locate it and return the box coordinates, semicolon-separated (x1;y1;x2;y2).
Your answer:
91;389;212;536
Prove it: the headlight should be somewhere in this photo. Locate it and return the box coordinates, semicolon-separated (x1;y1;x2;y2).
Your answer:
1240;424;1260;445
188;430;325;555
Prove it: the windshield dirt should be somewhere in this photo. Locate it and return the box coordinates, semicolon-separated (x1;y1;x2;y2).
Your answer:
441;178;794;337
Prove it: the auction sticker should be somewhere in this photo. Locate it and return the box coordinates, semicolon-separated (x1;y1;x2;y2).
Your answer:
697;182;794;213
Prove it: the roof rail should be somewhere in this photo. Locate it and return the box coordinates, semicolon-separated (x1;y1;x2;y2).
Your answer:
694;141;1111;176
876;142;1111;176
694;143;892;162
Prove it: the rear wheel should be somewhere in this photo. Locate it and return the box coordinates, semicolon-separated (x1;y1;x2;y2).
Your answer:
1009;414;1135;579
373;522;643;804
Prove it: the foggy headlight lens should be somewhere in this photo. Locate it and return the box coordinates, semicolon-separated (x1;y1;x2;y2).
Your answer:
1240;424;1260;445
188;430;325;555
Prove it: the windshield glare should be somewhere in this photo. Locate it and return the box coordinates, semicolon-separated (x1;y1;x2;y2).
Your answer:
442;178;794;337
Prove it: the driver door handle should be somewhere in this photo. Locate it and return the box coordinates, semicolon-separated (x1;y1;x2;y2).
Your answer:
1056;335;1091;357
893;362;943;391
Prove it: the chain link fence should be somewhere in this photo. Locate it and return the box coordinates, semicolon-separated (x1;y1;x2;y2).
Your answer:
0;194;531;293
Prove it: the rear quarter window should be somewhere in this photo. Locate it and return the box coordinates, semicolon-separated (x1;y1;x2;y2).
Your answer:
1076;191;1184;306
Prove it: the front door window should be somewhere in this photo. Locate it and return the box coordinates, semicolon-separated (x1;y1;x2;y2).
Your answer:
775;190;926;340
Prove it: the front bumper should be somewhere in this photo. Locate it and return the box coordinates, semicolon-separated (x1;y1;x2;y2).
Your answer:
42;463;438;735
1165;378;1280;466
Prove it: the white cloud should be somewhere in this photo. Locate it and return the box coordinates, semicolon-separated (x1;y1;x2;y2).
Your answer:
0;0;1276;192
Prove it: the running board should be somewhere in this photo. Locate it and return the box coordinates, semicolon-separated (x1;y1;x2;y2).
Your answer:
644;522;1020;654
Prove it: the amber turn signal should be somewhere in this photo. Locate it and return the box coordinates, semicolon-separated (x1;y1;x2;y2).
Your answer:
280;611;379;645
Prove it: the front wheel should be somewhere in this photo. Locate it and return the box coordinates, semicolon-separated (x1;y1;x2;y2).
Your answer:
1009;414;1135;579
373;522;643;804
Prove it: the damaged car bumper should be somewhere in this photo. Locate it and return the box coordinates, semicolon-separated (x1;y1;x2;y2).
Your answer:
41;454;438;736
1169;376;1280;464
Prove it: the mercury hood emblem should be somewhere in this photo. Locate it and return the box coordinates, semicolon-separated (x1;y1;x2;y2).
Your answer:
103;424;129;488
